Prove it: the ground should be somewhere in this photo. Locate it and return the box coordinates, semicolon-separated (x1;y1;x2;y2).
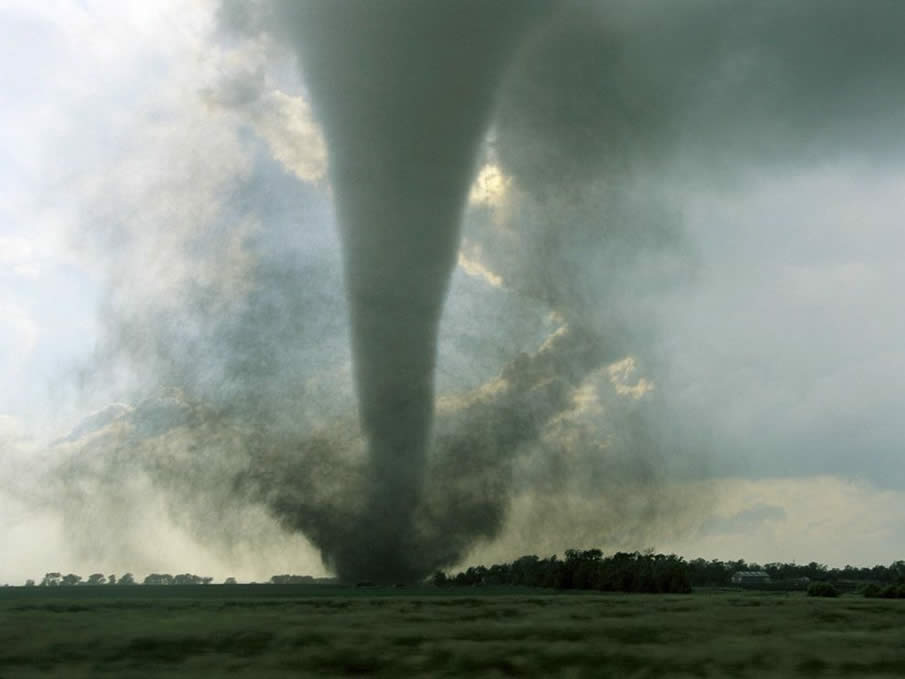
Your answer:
0;585;902;677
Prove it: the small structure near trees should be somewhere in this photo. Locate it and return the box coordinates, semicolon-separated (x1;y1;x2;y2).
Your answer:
731;570;771;586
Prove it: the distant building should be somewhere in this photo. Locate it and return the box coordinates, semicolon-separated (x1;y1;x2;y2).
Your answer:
731;570;771;585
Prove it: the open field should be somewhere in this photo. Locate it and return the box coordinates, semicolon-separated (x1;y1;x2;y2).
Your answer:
1;586;903;678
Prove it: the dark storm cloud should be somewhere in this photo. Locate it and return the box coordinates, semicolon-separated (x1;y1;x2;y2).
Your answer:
495;0;905;188
39;0;905;582
484;0;905;314
214;0;905;579
470;0;905;490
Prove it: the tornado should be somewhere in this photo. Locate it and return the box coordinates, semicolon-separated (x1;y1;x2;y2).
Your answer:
271;1;547;582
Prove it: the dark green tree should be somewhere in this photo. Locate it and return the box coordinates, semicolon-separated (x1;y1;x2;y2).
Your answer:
40;572;62;587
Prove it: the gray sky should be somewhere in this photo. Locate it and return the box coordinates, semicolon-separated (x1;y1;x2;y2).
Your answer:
2;0;905;583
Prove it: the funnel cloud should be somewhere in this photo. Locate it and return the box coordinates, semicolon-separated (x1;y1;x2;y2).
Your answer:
242;1;549;582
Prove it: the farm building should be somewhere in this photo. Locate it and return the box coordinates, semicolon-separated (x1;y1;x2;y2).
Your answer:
731;570;771;585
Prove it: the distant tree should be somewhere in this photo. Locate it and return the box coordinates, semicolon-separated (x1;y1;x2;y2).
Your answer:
107;574;117;585
808;582;840;598
118;573;135;585
862;583;882;598
61;573;82;586
486;564;509;585
463;565;488;586
889;560;905;585
144;573;173;585
431;571;448;587
878;584;905;599
40;572;62;587
86;573;106;586
270;574;314;584
566;549;603;590
511;555;541;587
165;573;213;585
688;558;732;587
803;561;828;581
224;577;237;585
24;579;35;587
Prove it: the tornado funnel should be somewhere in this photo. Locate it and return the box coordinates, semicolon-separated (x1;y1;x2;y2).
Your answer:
276;1;546;581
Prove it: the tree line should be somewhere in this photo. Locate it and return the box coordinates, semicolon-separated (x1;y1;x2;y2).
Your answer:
434;552;905;594
434;550;693;593
27;573;325;586
684;558;905;588
23;553;905;593
30;572;214;586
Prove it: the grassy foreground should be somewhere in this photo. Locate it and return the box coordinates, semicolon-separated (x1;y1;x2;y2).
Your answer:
1;586;903;677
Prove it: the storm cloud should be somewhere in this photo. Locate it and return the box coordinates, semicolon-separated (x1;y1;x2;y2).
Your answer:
3;1;905;583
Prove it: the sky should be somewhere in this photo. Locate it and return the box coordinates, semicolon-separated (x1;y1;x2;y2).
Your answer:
1;0;905;583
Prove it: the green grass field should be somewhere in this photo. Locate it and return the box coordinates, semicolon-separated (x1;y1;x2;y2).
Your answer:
1;585;902;677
